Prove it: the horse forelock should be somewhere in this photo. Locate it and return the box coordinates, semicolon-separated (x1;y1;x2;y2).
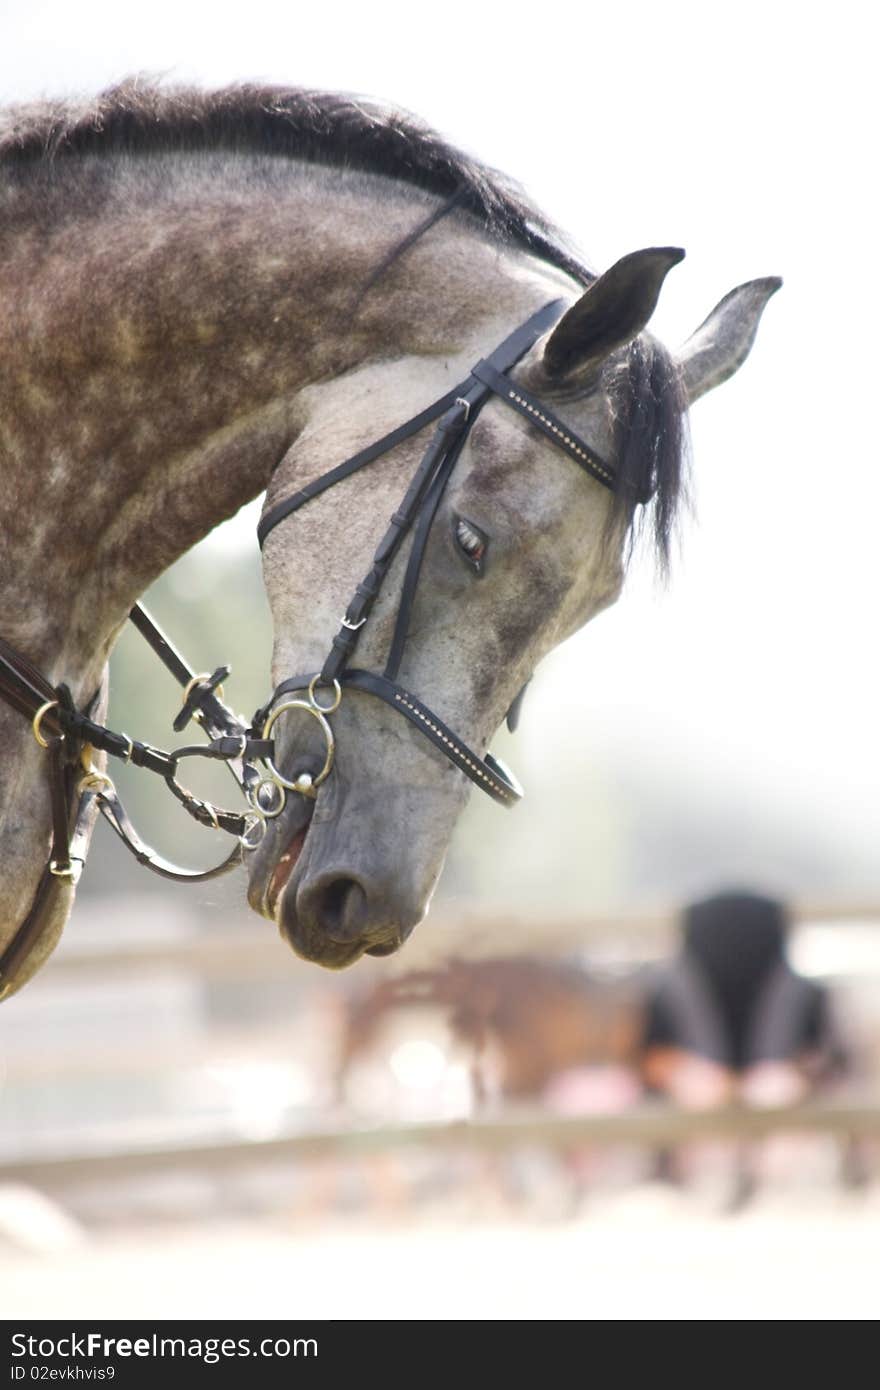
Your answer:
605;336;690;573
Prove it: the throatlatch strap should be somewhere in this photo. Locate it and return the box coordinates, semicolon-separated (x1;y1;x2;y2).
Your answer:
256;298;570;555
257;389;462;549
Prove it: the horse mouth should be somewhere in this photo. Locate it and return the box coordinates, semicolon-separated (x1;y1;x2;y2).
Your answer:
266;822;309;919
246;794;314;925
255;812;371;968
245;779;421;970
288;935;369;969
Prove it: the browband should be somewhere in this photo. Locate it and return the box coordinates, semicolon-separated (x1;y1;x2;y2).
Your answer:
258;299;622;552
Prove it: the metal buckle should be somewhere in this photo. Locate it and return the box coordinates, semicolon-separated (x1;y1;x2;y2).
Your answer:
32;700;60;749
50;858;83;885
78;769;115;795
340;615;367;632
455;396;472;421
181;671;225;705
79;746;116;796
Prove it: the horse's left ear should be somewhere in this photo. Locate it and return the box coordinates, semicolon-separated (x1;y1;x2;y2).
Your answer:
678;277;782;403
543;247;685;377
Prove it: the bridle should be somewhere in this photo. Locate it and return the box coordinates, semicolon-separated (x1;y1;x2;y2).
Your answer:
0;297;630;996
248;297;634;817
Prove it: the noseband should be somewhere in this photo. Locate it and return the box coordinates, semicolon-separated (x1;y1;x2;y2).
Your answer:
0;299;627;993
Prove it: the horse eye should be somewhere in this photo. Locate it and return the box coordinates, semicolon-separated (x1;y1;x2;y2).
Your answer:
453;516;488;574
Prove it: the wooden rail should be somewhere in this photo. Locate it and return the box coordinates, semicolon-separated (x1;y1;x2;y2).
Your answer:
4;904;878;1198
2;1099;878;1188
34;901;880;982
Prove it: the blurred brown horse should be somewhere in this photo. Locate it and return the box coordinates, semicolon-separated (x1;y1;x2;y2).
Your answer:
335;938;865;1208
336;955;643;1106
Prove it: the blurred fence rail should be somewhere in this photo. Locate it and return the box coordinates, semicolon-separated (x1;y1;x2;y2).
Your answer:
1;1099;879;1189
4;900;879;1200
37;900;880;981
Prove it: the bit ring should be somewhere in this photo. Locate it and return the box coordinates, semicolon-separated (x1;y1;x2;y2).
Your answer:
261;699;335;793
250;777;286;818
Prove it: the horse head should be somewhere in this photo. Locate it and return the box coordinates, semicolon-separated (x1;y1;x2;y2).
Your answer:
247;249;780;968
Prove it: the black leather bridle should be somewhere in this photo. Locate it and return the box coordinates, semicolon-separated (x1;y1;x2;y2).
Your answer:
0;298;625;994
249;298;626;817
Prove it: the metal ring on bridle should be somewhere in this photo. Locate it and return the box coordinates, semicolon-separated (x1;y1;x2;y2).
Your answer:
49;859;80;882
307;676;342;714
240;813;268;851
32;700;61;749
78;769;115;795
250;776;286;818
181;671;225;706
261;698;336;792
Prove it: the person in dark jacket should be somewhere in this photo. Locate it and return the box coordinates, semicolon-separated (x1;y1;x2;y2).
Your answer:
639;891;857;1201
641;890;846;1107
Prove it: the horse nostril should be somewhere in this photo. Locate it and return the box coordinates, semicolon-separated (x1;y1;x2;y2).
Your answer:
310;876;369;942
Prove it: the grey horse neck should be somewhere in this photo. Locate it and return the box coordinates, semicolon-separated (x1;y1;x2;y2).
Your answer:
1;155;570;663
0;148;579;990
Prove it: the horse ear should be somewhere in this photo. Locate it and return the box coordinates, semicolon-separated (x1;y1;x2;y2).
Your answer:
678;277;782;403
543;247;685;378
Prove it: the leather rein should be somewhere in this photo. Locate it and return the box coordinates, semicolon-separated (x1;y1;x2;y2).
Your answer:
0;299;625;997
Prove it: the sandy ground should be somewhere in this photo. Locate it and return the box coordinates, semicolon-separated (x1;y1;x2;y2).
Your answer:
2;1184;879;1321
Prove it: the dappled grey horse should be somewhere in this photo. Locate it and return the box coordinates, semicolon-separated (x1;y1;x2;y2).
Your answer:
0;83;779;994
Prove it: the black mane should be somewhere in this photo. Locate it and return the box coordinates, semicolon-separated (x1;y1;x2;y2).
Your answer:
0;79;590;286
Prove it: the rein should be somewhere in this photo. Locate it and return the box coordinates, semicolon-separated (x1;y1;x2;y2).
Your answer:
0;298;627;996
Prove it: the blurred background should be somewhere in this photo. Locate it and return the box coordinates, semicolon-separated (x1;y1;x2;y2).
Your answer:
2;0;879;1320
